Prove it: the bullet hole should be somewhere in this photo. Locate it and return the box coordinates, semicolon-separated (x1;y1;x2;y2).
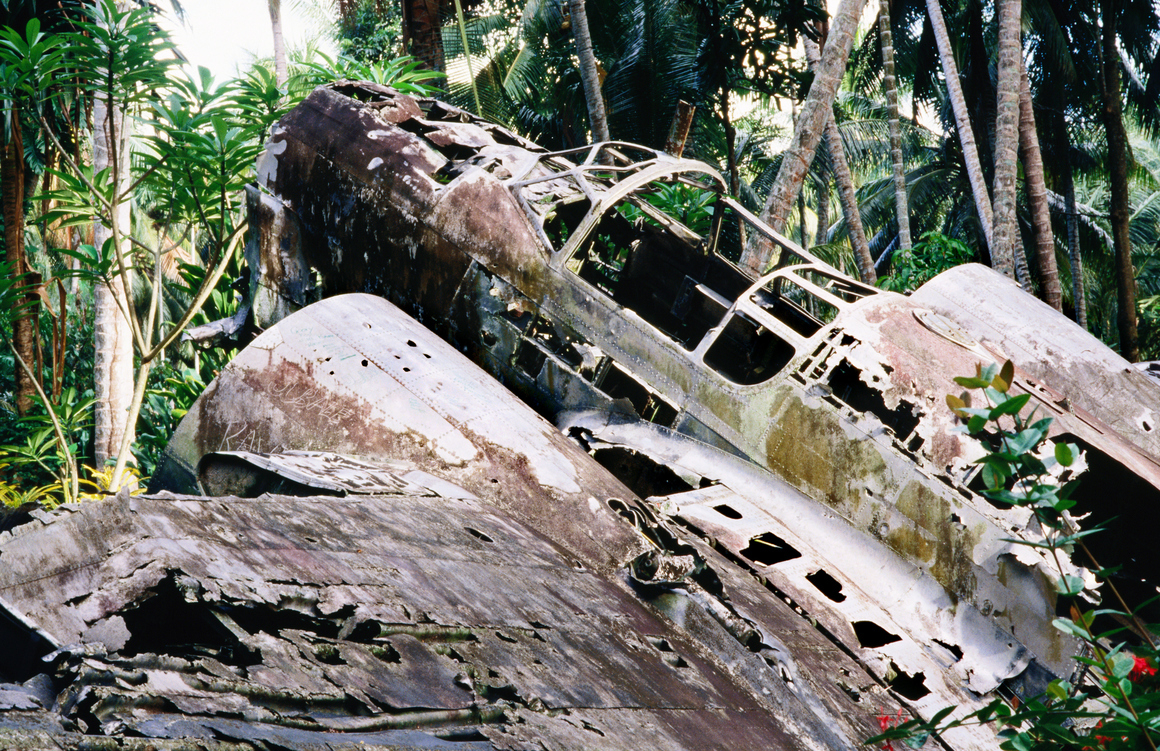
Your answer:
852;621;902;649
465;527;494;543
647;637;689;668
805;569;846;602
313;643;345;665
887;662;930;700
582;721;605;736
740;532;802;566
369;643;401;663
933;639;963;662
403;367;411;372
361;359;368;367
407;340;417;347
714;504;743;519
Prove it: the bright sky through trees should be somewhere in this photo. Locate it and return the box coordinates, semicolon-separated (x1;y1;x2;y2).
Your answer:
158;0;334;81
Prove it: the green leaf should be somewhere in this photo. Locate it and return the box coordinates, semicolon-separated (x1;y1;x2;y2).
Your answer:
981;462;1007;490
903;734;930;749
1052;617;1092;640
1045;679;1070;702
997;360;1015;392
1004;427;1046;456
990;393;1031;418
953;375;989;389
1054;442;1078;467
1109;651;1135;679
1057;575;1085;596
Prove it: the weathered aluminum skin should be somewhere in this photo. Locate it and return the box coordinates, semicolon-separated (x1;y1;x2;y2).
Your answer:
155;293;645;575
0;295;919;750
243;80;1160;727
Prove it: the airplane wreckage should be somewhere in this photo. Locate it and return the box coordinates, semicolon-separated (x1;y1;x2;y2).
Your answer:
3;83;1160;750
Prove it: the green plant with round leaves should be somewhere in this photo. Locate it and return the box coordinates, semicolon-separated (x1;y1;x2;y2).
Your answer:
870;361;1159;751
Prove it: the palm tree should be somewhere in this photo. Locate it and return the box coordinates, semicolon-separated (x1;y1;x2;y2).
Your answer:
268;0;288;86
1018;67;1062;310
803;36;875;283
402;0;445;76
0;69;34;415
925;0;993;257
0;0;64;416
91;87;135;468
1100;0;1138;360
990;0;1020;281
751;0;867;270
877;0;911;252
569;0;609;142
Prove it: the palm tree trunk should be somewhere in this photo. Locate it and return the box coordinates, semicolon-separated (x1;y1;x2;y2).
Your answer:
815;164;831;245
2;117;36;416
92;88;135;468
1054;105;1087;328
1018;67;1062;311
1100;0;1137;360
1064;166;1086;328
803;37;875;283
723;95;740;195
268;0;288;87
749;0;866;269
402;0;446;76
878;0;911;251
990;0;1020;280
570;0;609;143
926;0;994;253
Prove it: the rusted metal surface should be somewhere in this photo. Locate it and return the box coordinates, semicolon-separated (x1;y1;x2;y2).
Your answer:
236;83;1160;748
4;85;1150;748
0;295;918;749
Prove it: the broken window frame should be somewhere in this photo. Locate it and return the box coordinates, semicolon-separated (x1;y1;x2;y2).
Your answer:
696;265;879;388
501;142;823;268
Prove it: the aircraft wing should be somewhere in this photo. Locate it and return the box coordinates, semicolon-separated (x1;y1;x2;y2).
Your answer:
0;293;966;750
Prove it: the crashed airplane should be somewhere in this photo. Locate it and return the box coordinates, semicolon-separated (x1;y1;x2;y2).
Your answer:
3;293;913;750
235;79;1160;657
3;81;1160;749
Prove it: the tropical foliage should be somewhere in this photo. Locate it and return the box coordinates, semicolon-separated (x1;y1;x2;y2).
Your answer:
870;362;1160;751
0;0;442;506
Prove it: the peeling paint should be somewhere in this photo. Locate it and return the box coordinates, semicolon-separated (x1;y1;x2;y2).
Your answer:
162;82;1160;749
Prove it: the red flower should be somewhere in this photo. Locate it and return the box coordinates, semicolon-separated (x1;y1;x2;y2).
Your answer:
876;708;906;751
1130;655;1156;682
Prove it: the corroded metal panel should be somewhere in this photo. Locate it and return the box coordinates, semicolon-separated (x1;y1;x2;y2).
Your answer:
0;489;871;749
155;293;646;575
173;84;1160;749
0;298;929;750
